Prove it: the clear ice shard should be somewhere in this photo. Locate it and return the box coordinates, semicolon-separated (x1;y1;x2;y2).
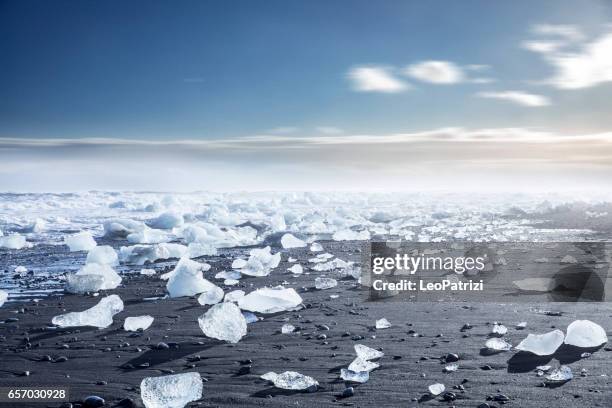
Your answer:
237;286;303;314
64;231;97;252
86;245;119;266
485;338;512;352
140;372;203;408
348;357;379;372
280;233;306;249
166;258;216;298
272;371;318;390
197;284;224;306
124;315;154;331
545;366;573;383
0;290;7;307
428;383;445;395
198;302;247;343
315;277;338;290
515;329;564;355
354;344;384;360
376;318;392;329
340;368;369;383
51;295;124;328
564;320;608;348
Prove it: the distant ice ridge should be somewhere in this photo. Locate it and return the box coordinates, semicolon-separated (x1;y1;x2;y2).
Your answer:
51;295;124;328
140;372;203;408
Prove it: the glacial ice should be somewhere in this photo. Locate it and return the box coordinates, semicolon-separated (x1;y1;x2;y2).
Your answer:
564;320;608;348
231;259;247;269
198;302;247;343
332;229;370;241
197;284;224;305
491;323;508;336
348;357;379;373
310;242;323;252
120;243;189;266
64;231;97;252
127;227;169;244
73;263;122;290
281;323;296;334
166;258;216;298
51;295;124;328
141;268;156;275
545;366;573;383
354;344;384;360
340;369;369;383
149;212;184;230
560;255;578;264
0;290;7;307
242;311;258;324
271;371;318;391
287;264;303;274
103;219;146;239
86;246;118;266
124;315;154;331
140;372;203;408
485;338;512;352
239;246;281;277
280;233;306;248
428;383;445;395
224;290;245;303
24;218;46;233
237;286;303;314
215;270;241;280
515;329;565;355
0;234;27;250
261;372;278;382
65;274;105;294
375;318;391;329
315;277;338;290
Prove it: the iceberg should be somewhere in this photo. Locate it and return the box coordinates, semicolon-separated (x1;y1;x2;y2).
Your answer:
0;234;27;250
280;233;306;249
0;290;8;307
120;243;188;266
64;232;97;252
515;329;564;356
564;320;608;348
261;372;278;382
281;323;296;334
271;371;318;391
124;315;154;331
166;258;216;298
127;227;169;244
86;246;118;266
491;323;508;336
231;259;247;269
24;218;46;233
315;277;337;290
149;212;184;230
340;368;369;383
237;286;302;314
198;302;247;343
51;295;124;328
140;372;203;408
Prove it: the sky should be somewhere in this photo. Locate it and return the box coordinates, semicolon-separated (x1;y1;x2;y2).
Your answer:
1;0;612;192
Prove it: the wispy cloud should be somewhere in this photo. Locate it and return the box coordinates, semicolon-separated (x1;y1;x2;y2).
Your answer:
315;126;344;135
347;66;409;93
475;90;551;107
404;61;465;84
268;126;299;134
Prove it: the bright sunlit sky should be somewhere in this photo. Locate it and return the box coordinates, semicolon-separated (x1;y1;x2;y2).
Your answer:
1;0;612;192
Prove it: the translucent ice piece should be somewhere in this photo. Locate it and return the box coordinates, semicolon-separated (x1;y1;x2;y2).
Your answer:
354;344;384;360
140;372;202;408
546;366;573;383
281;233;306;249
64;231;97;252
51;295;124;328
515;329;564;356
272;371;318;390
485;338;512;352
198;302;247;343
315;277;338;290
86;246;118;266
428;383;445;395
237;286;302;314
124;315;154;331
340;368;369;383
564;320;608;348
376;318;391;329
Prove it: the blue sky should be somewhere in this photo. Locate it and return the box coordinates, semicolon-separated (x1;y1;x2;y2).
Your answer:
1;0;612;191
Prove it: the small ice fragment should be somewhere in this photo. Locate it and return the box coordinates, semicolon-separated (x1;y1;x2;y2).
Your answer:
231;259;247;269
261;372;278;382
560;255;578;264
564;320;608;348
51;295;124;328
86;246;118;266
485;338;512;352
288;264;303;274
340;368;369;383
141;269;156;276
224;290;245;303
310;242;323;252
348;357;379;373
124;315;154;331
281;233;306;249
64;232;97;252
428;383;445;396
0;290;8;307
14;265;27;274
198;302;247;343
376;318;391;329
515;329;564;356
140;372;202;408
288;257;297;262
281;324;296;334
491;323;508;336
354;344;384;360
0;234;27;250
272;371;318;390
443;363;459;373
315;277;338;290
237;286;302;314
536;365;552;372
546;366;573;383
166;258;216;298
197;284;224;306
215;270;240;280
239;246;281;277
534;257;549;263
516;321;527;330
224;279;239;286
242;311;258;324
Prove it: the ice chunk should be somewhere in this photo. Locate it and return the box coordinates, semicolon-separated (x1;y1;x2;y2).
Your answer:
564;320;608;348
64;232;97;252
315;277;337;290
516;321;527;330
215;270;241;280
0;234;27;250
120;243;188;266
186;242;217;258
491;323;508;336
428;383;445;395
515;329;564;356
239;246;281;277
348;357;379;372
166;258;216;298
281;233;306;249
197;284;224;306
127;227;169;244
124;315;154;331
310;242;323;252
224;290;245;303
444;363;459;373
149;212;184;230
224;279;239;286
141;269;156;276
237;286;303;314
65;274;105;294
288;264;303;274
376;318;391;329
546;366;573;383
74;263;122;290
242;311;258;324
340;368;369;383
51;295;124;328
271;371;318;391
485;338;512;352
332;229;370;241
140;372;203;408
560;255;578;264
270;214;286;232
261;372;278;382
0;290;8;307
198;302;247;343
354;344;384;360
86;246;118;266
281;323;296;334
24;218;46;233
103;219;146;239
231;259;247;269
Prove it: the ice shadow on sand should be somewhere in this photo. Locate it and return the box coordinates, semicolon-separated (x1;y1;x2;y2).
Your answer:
120;341;217;370
507;344;604;373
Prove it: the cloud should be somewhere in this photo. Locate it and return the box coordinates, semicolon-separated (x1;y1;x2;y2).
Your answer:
476;91;551;107
524;24;612;89
404;60;465;84
316;126;344;135
268;126;299;134
347;66;408;93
